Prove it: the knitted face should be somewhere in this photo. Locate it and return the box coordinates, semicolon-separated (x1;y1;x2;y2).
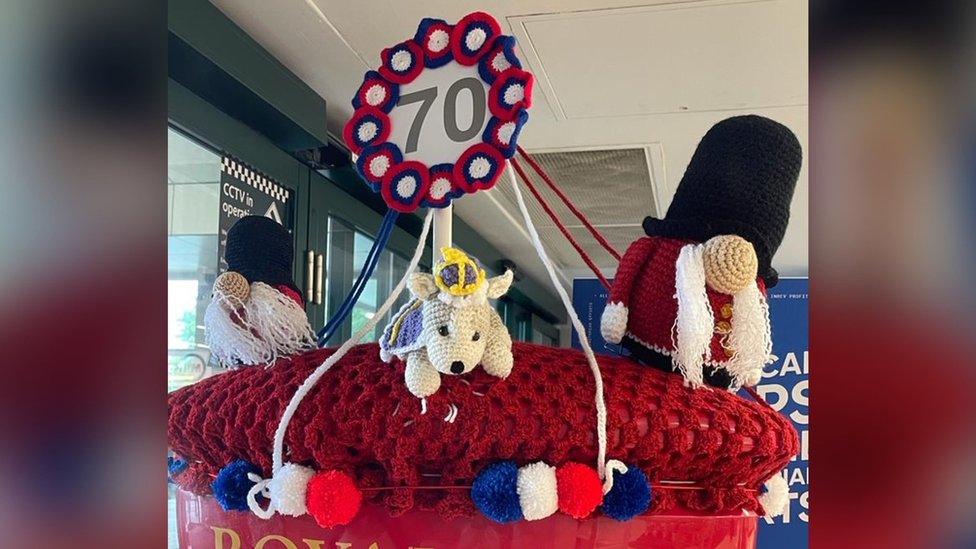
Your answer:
420;299;493;375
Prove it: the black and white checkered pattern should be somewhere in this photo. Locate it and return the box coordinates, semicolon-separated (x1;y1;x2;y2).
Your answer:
221;156;291;203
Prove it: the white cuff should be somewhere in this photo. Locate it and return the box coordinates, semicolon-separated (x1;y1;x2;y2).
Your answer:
600;302;629;344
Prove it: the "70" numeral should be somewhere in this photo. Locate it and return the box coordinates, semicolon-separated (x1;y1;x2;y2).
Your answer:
397;77;487;154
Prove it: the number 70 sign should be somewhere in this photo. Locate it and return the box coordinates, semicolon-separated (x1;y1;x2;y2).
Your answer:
344;12;534;213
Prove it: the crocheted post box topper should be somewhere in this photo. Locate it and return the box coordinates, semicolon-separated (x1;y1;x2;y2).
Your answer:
601;115;802;390
204;215;316;367
380;247;514;399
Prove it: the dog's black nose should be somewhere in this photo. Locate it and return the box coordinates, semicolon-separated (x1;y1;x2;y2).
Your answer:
450;361;464;374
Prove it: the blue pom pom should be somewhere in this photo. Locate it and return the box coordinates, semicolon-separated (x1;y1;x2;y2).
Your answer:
212;460;261;512
601;465;652;521
167;456;188;483
471;461;523;523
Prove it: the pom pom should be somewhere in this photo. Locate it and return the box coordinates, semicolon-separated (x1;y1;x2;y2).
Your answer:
555;462;603;519
167;456;188;483
601;465;652;521
516;462;558;521
306;470;362;528
212;460;261;512
471;461;523;523
759;472;790;518
268;463;316;517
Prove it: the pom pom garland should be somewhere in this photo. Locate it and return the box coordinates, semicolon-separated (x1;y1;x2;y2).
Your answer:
601;464;652;521
414;18;454;68
472;461;523;523
306;470;363;528
452;12;500;65
516;462;558;521
268;463;316;517
212;460;262;512
555;462;603;519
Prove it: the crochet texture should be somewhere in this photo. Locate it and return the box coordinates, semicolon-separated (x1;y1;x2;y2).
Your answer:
168;342;797;518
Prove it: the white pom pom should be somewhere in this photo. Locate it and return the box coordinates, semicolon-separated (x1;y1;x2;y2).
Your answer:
268;463;315;517
600;302;629;344
517;461;558;521
759;472;790;518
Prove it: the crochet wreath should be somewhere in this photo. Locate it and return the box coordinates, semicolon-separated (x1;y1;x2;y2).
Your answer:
344;12;533;213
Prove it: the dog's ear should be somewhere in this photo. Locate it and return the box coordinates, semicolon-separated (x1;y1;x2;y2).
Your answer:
409;272;439;300
486;270;514;299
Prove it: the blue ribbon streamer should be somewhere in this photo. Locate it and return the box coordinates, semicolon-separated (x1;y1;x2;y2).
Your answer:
317;209;399;346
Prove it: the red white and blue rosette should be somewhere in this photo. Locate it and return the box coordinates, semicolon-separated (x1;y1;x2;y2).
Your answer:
356;143;403;192
414;18;454;68
483;110;529;159
344;11;534;213
489;67;534;120
352;71;399;112
343;106;391;155
381;161;431;213
479;36;522;84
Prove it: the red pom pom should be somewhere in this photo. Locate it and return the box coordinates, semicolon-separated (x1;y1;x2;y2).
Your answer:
556;463;603;519
306;470;362;528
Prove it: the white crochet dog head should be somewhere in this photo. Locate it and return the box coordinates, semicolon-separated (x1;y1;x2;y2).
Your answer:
380;248;516;399
407;271;512;376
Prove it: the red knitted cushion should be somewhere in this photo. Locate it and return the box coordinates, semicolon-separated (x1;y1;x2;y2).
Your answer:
168;342;797;518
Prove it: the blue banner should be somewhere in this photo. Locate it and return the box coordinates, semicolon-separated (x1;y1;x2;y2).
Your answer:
755;278;808;548
571;277;808;548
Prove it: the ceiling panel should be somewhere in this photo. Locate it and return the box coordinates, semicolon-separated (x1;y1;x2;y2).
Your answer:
510;0;808;119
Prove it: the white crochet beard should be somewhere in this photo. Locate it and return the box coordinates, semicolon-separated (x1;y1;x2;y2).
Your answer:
204;281;316;367
671;244;713;388
726;282;773;389
671;244;772;390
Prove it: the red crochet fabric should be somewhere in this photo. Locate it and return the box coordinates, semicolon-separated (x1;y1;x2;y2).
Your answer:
168;342;797;518
608;236;767;363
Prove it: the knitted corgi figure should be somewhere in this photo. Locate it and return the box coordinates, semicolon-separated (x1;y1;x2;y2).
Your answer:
601;116;802;390
380;248;514;398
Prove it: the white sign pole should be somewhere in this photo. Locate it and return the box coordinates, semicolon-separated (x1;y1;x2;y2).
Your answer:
432;205;453;262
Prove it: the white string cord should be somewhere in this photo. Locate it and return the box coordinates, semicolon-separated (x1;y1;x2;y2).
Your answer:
506;163;609;480
270;210;434;474
601;459;628;495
